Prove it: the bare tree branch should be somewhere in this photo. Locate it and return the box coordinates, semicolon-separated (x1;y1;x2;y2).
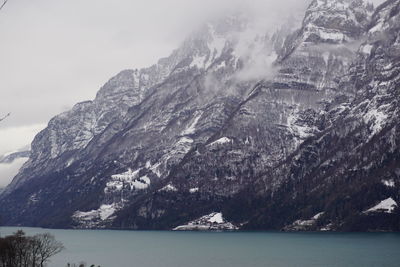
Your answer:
0;0;9;11
0;231;64;266
0;113;10;123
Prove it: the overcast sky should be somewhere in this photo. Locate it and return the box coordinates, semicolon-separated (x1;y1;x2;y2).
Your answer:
0;0;387;157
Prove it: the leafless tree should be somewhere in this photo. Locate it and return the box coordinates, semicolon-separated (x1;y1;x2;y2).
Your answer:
0;0;9;11
0;0;10;123
0;113;10;123
0;231;64;267
34;233;64;267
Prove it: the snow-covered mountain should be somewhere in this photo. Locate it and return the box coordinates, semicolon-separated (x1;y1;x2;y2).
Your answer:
0;0;398;231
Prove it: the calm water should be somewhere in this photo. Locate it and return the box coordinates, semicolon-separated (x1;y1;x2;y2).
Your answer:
0;227;399;267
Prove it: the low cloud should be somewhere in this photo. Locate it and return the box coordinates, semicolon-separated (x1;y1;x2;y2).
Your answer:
233;30;279;82
0;157;29;188
0;124;45;156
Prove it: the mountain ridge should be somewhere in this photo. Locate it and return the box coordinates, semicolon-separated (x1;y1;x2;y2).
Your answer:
0;0;398;231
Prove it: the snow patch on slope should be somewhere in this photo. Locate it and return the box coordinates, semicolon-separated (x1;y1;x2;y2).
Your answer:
173;212;238;231
159;184;178;192
72;203;119;227
73;168;152;228
284;212;325;231
143;136;195;180
208;212;224;223
382;179;395;188
361;44;373;55
364;198;398;214
175;137;194;154
286;109;316;148
189;187;199;193
190;55;208;69
208;137;232;147
363;107;388;138
182;112;203;136
105;168;151;193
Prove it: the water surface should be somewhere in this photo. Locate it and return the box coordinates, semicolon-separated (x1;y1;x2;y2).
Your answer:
1;227;399;267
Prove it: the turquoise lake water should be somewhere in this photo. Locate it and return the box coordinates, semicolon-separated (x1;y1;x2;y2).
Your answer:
1;227;399;267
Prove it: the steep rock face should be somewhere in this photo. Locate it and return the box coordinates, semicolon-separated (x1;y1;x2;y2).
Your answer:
302;0;372;43
97;0;378;229
108;0;399;231
245;0;400;231
277;0;374;95
1;0;398;231
149;0;371;200
4;16;244;195
0;15;259;227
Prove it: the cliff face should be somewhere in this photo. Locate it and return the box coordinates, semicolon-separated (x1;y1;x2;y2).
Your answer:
247;0;400;231
0;0;398;231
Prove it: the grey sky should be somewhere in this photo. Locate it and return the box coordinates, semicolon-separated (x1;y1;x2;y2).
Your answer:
0;0;386;155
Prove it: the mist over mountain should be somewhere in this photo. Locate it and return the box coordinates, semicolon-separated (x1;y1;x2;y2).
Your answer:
0;0;398;231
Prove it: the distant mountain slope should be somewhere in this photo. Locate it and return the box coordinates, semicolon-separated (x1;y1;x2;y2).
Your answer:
0;151;30;193
0;151;30;164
